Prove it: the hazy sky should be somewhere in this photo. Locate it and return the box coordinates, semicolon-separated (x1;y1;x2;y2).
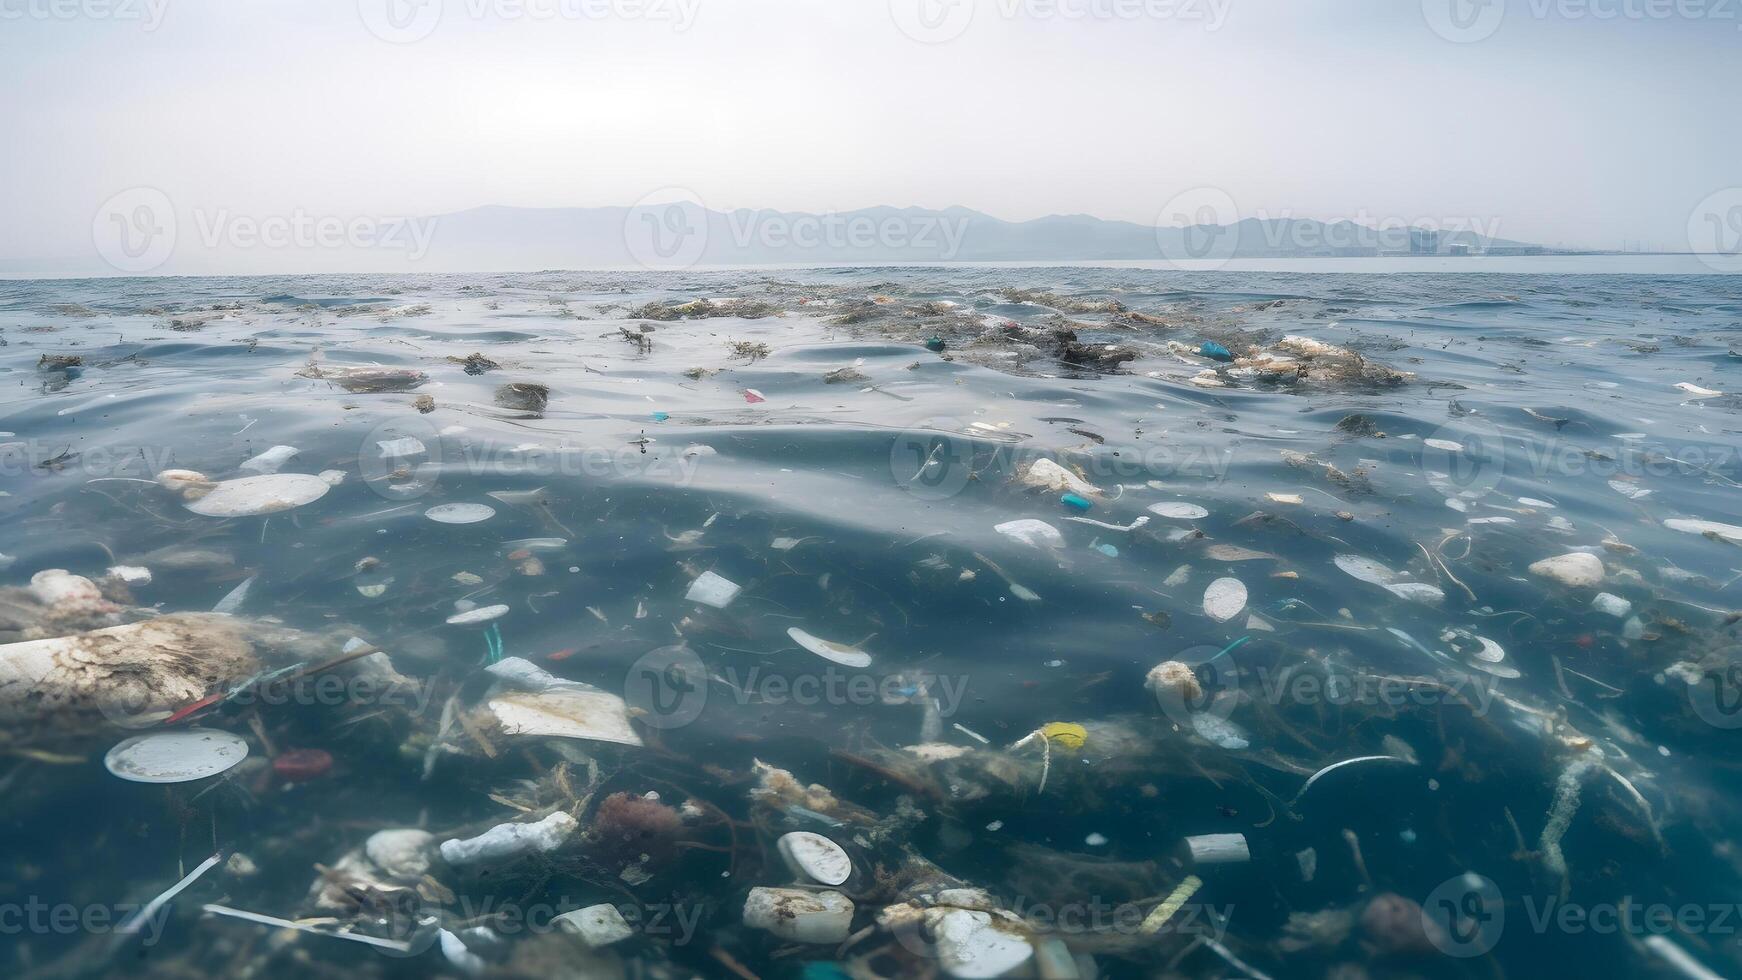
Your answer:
2;0;1737;272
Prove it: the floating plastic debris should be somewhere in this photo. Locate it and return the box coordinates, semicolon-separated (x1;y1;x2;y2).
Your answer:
201;903;436;954
554;905;635;948
1333;554;1396;587
1382;582;1445;605
1529;552;1605;587
488;686;643;746
425;502;496;524
1609;479;1652;500
777;831;852;886
1424;438;1464;452
1203;577;1247;622
1192;712;1250;749
301;364;428;393
211;574;254;612
439;811;577;866
1675;381;1722;397
238;444;299;474
273;748;334;782
1332;553;1441;602
1184;832;1251;864
480;656;643;746
1204;544;1275;562
742;887;853;944
685;570;742;608
930;907;1034;978
1148;501;1209;520
2;614;258;727
787;627;873;668
104;730;250;784
184;474;330;517
1140;876;1204;935
1290;755;1415;807
1442;628;1521;678
117;853;223;936
1018;458;1098;496
376;436;426;457
994;519;1063;548
1664;518;1742;544
1592;592;1633;618
446;604;509;625
503;537;568;551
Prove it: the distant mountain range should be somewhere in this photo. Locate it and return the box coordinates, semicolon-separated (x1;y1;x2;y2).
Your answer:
415;203;1555;269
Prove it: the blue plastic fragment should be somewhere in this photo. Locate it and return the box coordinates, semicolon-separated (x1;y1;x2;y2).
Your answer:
651;411;670;422
1094;543;1119;557
1199;341;1234;361
1061;493;1092;511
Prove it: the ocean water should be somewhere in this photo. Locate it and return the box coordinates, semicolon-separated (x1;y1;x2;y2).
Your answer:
2;268;1741;979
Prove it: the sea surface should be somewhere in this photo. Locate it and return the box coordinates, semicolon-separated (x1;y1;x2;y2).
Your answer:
2;268;1742;979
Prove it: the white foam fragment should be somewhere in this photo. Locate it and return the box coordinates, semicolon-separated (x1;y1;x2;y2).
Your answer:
686;570;742;608
238;445;299;474
439;812;577;866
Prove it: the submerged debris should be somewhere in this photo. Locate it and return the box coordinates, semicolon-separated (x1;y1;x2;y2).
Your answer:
494;382;550;414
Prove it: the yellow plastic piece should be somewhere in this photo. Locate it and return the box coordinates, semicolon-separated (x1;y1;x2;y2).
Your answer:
1040;722;1087;752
